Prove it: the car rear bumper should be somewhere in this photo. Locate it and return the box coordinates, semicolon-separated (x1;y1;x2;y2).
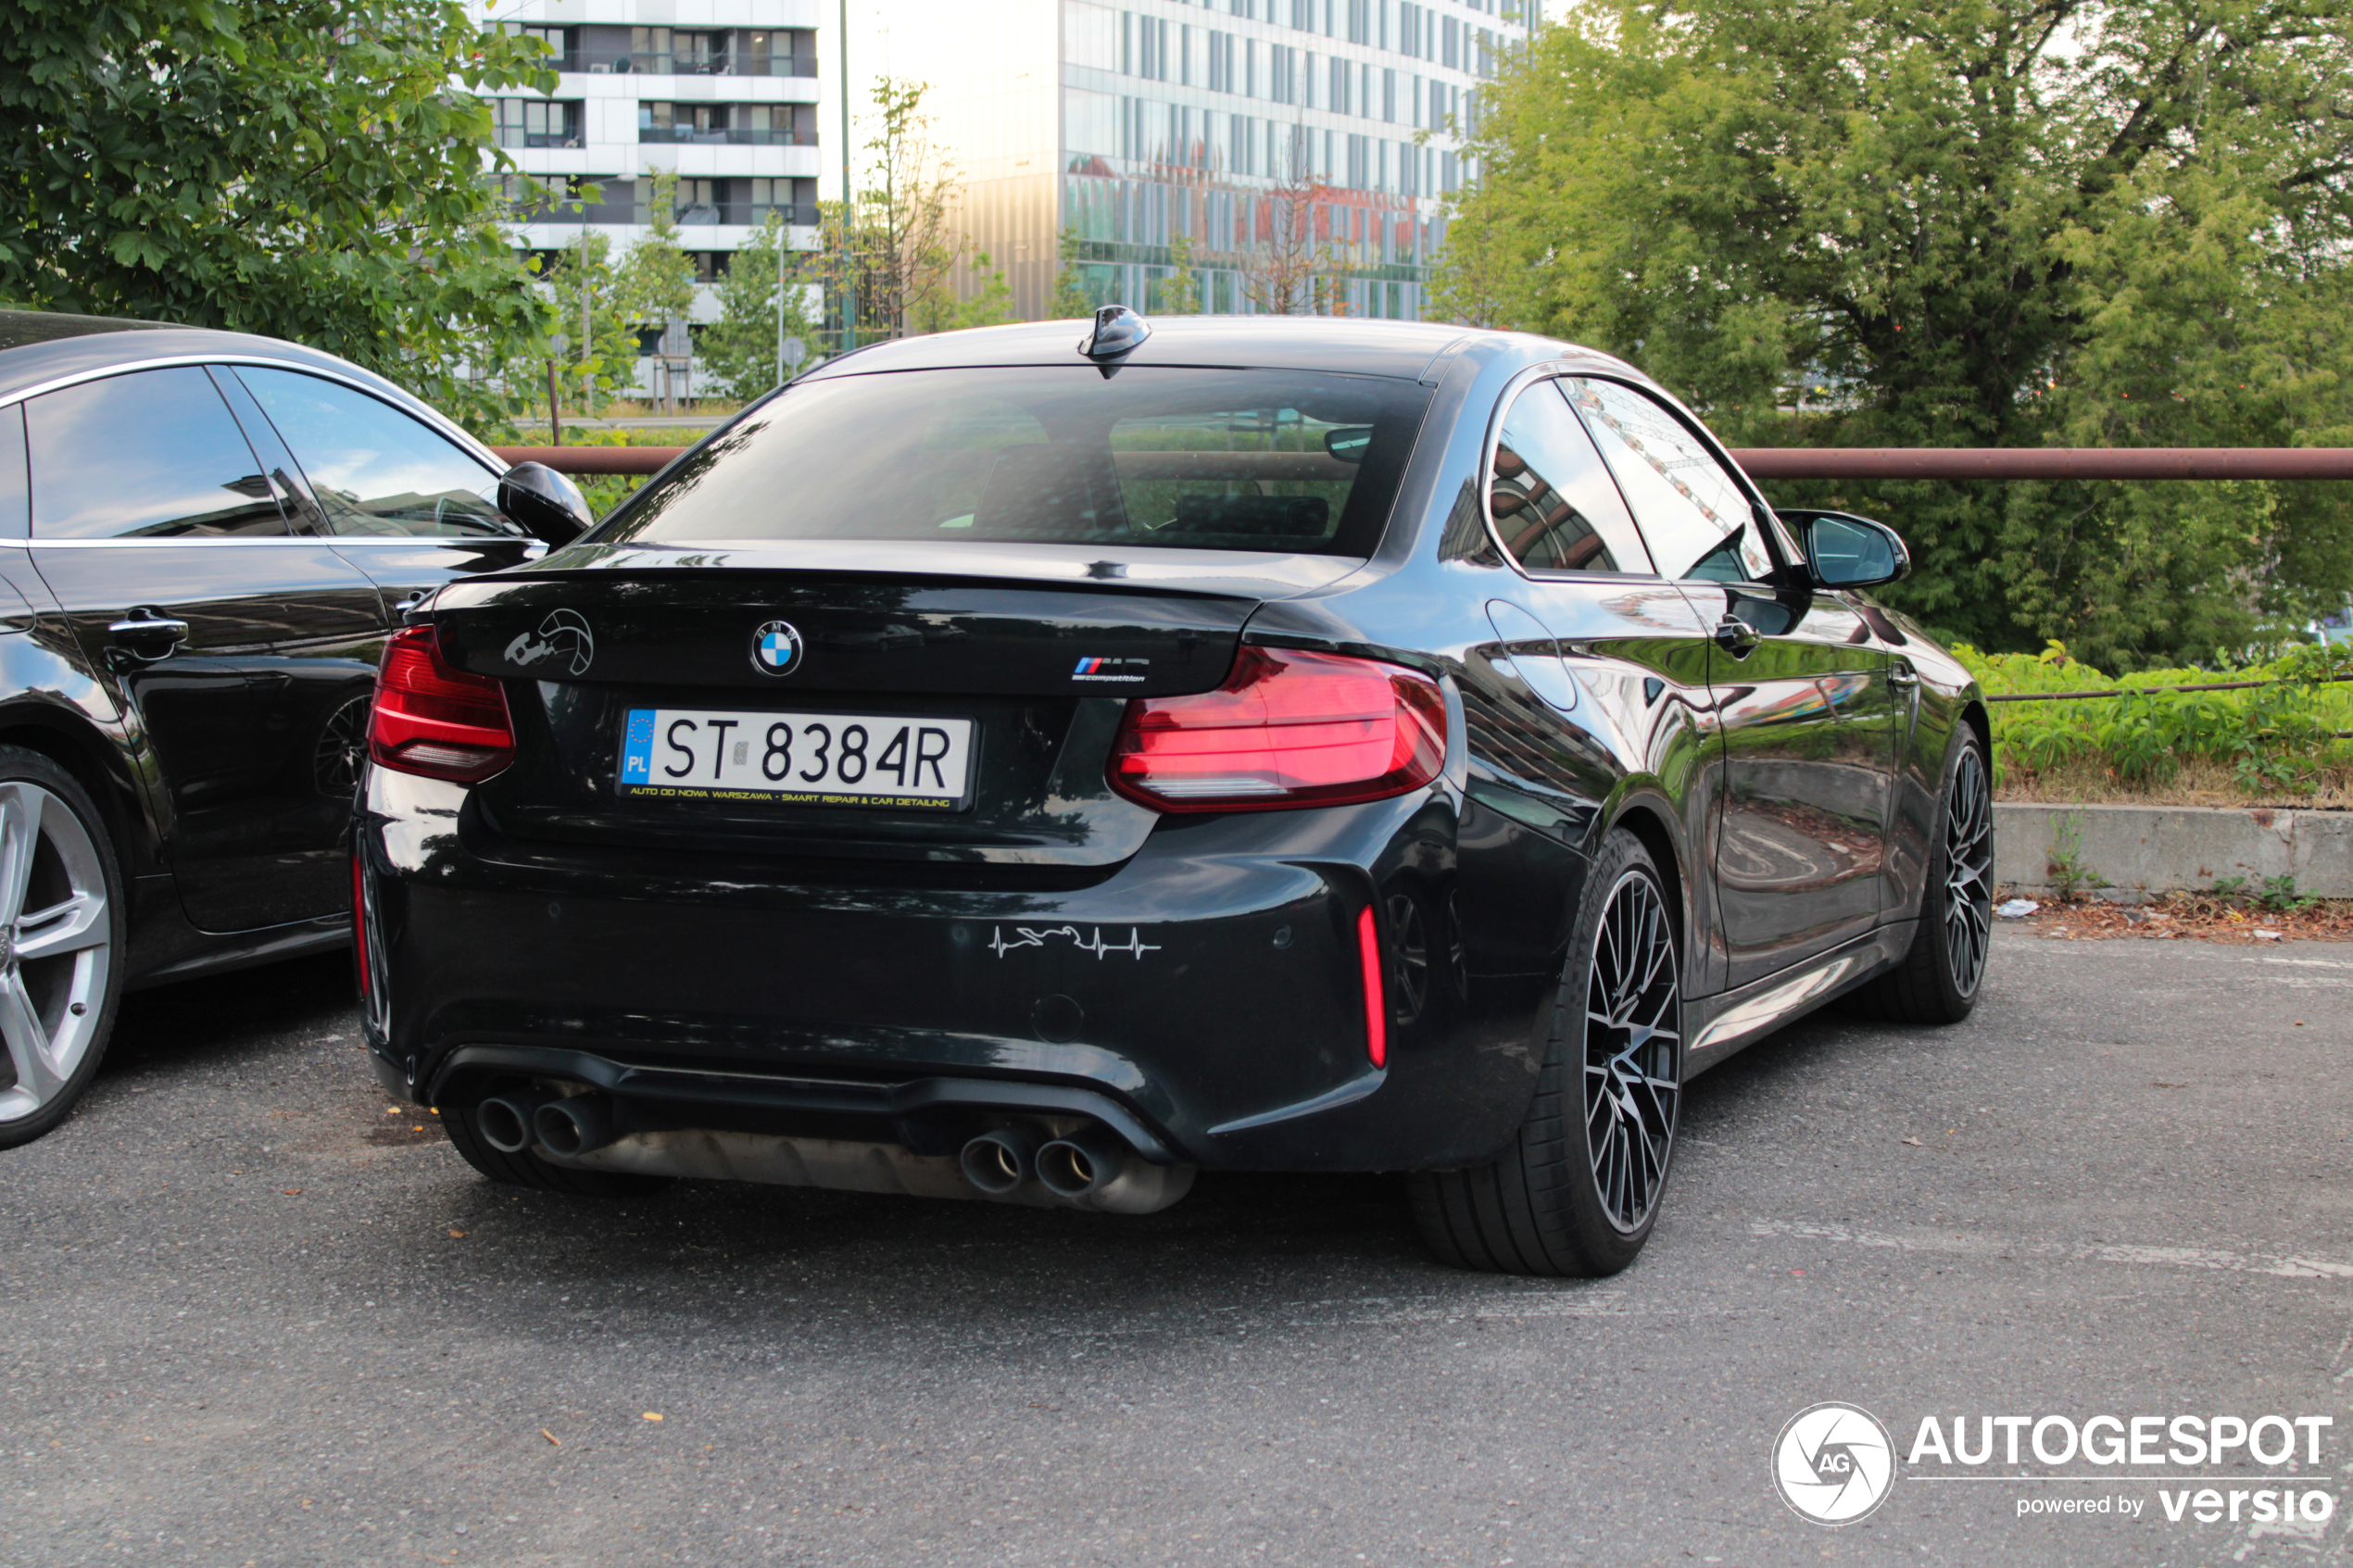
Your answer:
356;770;1557;1172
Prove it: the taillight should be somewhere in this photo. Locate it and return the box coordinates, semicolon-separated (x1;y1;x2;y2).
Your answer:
369;626;514;783
1109;647;1447;812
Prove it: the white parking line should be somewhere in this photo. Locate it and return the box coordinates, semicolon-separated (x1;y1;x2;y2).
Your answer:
1749;1219;2353;1281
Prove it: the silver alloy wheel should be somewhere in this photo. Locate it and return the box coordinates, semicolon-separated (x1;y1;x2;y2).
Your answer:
1583;869;1680;1234
0;783;113;1124
1943;746;1994;997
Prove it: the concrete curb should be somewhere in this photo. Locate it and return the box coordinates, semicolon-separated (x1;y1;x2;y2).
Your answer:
1993;802;2353;899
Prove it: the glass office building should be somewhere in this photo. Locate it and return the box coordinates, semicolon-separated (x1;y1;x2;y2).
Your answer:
872;0;1529;322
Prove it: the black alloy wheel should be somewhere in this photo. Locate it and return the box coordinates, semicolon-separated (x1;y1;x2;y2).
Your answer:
1409;830;1681;1276
313;695;371;798
1941;745;1994;996
1582;865;1680;1235
1386;889;1430;1027
1845;727;1994;1024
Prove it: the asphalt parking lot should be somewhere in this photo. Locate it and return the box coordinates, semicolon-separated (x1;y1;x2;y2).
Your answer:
4;931;2348;1567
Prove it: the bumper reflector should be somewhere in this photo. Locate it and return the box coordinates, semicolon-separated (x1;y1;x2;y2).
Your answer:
1357;903;1387;1069
350;850;371;1001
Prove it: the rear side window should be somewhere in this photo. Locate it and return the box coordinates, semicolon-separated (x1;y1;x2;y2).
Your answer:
601;367;1433;556
25;368;288;538
233;367;512;538
1488;379;1652;574
1564;378;1774;584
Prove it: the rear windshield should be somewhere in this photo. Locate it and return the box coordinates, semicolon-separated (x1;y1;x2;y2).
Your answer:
598;366;1432;556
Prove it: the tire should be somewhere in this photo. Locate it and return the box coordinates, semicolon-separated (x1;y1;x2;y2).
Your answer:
1409;829;1682;1277
1845;725;1993;1025
440;1085;673;1198
0;746;127;1150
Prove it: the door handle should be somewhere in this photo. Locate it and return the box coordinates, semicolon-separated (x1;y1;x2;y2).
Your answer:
107;609;191;664
1712;616;1762;657
1888;664;1919;688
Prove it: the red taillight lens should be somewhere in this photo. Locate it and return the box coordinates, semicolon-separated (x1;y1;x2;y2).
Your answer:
368;626;514;783
1109;647;1448;812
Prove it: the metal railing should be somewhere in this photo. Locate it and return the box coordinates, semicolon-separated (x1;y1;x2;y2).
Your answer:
514;199;818;228
637;125;818;146
490;446;2353;481
554;50;819;77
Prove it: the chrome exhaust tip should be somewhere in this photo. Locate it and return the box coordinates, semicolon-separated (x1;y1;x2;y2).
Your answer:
958;1127;1040;1196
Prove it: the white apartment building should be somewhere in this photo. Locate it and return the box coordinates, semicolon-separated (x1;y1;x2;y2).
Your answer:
857;0;1530;322
485;0;824;395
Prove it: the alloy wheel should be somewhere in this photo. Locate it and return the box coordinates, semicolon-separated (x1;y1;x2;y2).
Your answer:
0;783;113;1124
1583;870;1680;1234
1387;891;1429;1025
1943;746;1994;998
314;695;372;797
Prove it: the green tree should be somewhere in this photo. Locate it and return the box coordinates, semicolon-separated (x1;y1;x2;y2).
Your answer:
816;79;963;340
0;0;558;429
610;169;698;407
537;227;654;418
914;250;1017;334
698;213;825;399
1438;0;2353;669
1154;235;1204;315
1051;226;1096;320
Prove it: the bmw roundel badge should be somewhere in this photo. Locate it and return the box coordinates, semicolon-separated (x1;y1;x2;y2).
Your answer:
751;620;803;676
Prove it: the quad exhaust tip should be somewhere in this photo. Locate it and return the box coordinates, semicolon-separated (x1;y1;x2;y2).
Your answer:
476;1088;560;1154
958;1127;1040;1196
535;1093;619;1158
1035;1128;1130;1199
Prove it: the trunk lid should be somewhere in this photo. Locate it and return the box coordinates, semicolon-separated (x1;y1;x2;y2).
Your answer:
426;545;1338;871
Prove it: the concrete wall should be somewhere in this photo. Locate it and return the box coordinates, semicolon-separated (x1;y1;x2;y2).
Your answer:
1993;803;2353;899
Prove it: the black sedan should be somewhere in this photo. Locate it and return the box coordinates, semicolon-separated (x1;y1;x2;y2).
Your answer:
360;309;1992;1274
0;309;587;1148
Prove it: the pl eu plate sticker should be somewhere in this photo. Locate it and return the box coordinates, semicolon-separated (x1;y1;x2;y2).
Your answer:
620;710;657;784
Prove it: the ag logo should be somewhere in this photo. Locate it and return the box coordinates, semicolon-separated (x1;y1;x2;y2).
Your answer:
1773;1402;1895;1524
503;608;594;675
751;620;803;676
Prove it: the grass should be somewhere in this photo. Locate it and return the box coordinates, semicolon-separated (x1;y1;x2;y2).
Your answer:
1960;640;2353;807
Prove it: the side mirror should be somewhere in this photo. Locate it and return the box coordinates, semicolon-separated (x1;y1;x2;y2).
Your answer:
1324;425;1373;464
497;461;594;546
1788;509;1909;589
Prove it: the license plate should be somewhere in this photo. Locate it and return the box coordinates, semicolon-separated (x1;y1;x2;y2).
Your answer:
617;708;975;810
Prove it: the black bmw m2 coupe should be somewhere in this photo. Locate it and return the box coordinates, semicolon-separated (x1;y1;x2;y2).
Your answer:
357;309;1993;1275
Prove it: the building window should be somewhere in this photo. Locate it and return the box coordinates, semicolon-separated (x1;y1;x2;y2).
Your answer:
627;26;727;74
493;98;580;149
742;30;818;76
502;24;573;70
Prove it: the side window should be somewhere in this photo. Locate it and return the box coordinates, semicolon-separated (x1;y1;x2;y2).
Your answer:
1488;379;1652;574
25;369;289;539
232;367;515;538
1565;378;1774;584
